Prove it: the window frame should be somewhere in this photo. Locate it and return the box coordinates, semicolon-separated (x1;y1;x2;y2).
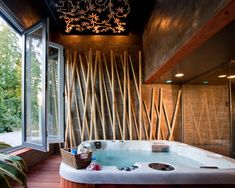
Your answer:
47;42;65;144
22;18;49;151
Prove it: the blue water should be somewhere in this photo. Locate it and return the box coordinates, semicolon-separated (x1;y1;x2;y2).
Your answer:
93;150;202;168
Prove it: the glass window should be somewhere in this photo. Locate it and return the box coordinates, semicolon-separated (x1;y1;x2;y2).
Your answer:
47;42;64;144
23;20;47;151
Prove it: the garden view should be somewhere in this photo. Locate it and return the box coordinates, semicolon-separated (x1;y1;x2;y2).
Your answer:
0;17;22;148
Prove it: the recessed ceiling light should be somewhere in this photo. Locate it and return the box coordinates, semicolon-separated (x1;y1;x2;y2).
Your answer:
218;75;227;78
175;73;184;77
166;80;172;83
227;75;235;79
203;80;209;84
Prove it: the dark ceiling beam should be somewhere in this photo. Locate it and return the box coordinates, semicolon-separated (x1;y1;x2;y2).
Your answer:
145;0;235;84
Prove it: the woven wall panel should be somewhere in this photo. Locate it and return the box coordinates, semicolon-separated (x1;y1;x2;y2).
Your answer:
183;84;230;156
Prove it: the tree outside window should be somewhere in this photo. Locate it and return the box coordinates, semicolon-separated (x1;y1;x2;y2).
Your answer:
0;17;22;149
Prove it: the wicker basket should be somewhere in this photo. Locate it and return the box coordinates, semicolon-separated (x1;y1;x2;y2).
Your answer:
61;148;92;169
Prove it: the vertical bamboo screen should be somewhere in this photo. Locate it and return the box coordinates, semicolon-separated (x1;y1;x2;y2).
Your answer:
64;49;182;148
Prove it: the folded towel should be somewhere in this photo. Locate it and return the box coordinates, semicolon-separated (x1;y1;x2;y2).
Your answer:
86;162;102;171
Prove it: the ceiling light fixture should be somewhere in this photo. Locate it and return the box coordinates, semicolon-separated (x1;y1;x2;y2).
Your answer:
227;75;235;79
54;0;130;34
218;75;227;78
175;73;184;77
166;80;172;84
203;80;209;84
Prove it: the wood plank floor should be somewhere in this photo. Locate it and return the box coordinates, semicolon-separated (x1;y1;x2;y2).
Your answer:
13;155;62;188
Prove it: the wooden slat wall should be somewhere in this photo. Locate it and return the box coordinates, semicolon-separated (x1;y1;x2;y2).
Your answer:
64;50;182;147
183;84;230;156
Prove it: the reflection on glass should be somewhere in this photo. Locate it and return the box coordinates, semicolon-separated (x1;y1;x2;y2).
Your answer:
47;46;59;138
25;26;43;145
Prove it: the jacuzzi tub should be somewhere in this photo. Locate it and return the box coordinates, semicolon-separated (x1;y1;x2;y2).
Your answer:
60;140;235;187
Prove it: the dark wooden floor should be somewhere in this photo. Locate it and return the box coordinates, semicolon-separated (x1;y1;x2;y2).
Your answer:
13;155;62;188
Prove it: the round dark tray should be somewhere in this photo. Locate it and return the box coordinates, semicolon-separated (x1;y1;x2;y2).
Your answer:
148;163;174;171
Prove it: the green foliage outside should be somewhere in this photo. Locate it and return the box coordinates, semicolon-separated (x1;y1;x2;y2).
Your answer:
28;46;42;131
0;18;22;133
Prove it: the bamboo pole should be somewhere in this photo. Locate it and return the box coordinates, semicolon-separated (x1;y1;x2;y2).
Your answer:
154;103;165;140
162;99;171;135
129;54;141;139
89;51;94;140
131;101;140;139
102;65;113;127
127;55;140;139
64;51;70;148
113;58;123;139
198;102;205;140
168;90;181;141
65;52;74;148
127;57;132;140
117;55;134;139
143;101;151;140
70;51;77;147
123;52;127;140
80;54;103;139
139;51;142;140
80;55;87;87
141;108;149;140
66;51;76;147
103;53;122;139
203;90;213;141
71;52;77;147
90;51;98;140
157;88;162;140
149;88;155;140
129;55;140;100
64;83;69;148
186;94;204;145
98;52;106;139
101;63;123;140
111;51;116;140
73;74;82;141
81;50;91;141
76;55;90;139
210;89;220;139
94;95;102;127
115;62;123;97
114;60;124;137
91;51;99;140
